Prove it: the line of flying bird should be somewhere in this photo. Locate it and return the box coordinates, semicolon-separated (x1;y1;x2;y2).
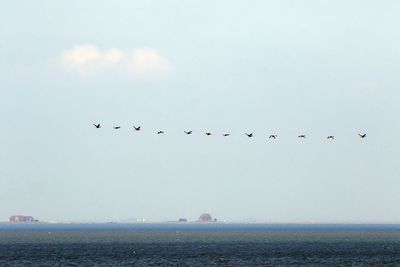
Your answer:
93;124;367;139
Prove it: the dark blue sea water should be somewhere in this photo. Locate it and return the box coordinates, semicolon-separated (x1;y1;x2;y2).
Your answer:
1;223;400;266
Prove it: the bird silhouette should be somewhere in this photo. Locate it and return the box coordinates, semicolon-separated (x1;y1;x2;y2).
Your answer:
184;130;192;135
223;133;230;137
298;134;306;138
113;126;121;129
358;133;367;138
269;134;277;139
133;126;141;131
327;135;335;139
93;124;101;128
245;133;253;137
157;131;165;134
205;132;212;136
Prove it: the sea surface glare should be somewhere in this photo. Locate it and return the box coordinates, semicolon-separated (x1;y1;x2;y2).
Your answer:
0;224;400;266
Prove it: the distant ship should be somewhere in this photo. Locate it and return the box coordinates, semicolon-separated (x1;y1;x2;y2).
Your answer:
9;215;38;223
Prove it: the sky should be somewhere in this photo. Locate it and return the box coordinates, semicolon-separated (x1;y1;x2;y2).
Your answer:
0;0;399;223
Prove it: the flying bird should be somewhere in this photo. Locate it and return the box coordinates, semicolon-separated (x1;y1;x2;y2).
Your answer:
133;126;141;131
245;133;253;138
93;124;101;128
223;133;230;137
157;131;165;134
358;133;367;138
327;135;335;139
298;134;306;138
269;134;277;139
184;130;192;135
205;132;212;136
113;126;121;129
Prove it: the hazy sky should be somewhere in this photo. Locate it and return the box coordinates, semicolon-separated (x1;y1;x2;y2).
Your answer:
1;0;399;222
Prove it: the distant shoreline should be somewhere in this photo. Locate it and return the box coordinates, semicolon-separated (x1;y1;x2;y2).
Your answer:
1;221;400;225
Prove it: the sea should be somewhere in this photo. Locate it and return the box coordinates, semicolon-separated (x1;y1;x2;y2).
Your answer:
0;223;400;266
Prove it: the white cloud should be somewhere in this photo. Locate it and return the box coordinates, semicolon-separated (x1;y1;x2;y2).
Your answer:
61;45;102;73
129;48;171;75
59;45;172;78
104;48;125;64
